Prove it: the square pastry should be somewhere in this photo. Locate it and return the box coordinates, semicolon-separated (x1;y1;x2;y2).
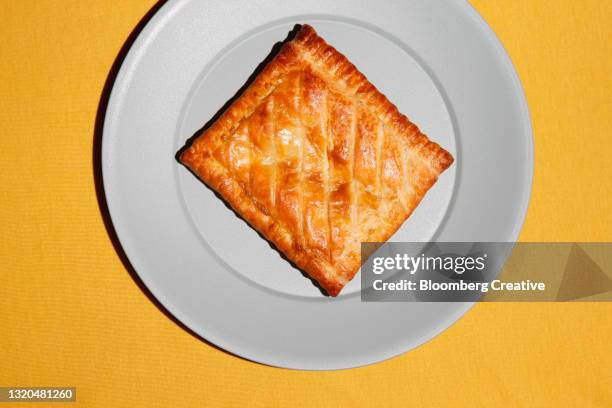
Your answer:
179;25;453;296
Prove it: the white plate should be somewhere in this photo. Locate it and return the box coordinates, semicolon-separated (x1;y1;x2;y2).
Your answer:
102;0;532;369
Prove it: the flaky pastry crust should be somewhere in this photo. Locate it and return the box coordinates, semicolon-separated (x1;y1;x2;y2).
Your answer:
179;25;453;296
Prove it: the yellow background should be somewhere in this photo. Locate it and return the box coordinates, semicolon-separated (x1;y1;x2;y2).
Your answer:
1;1;610;406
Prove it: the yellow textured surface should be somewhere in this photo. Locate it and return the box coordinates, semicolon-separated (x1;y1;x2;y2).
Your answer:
1;1;610;406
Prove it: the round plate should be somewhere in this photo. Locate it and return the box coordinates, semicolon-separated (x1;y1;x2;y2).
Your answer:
102;0;532;369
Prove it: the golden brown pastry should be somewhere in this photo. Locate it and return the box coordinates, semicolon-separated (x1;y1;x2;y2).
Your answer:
179;24;453;296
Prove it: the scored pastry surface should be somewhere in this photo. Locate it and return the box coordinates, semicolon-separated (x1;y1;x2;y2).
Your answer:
179;24;453;296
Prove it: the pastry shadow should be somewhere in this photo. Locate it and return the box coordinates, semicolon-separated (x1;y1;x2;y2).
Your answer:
175;24;330;297
93;0;278;364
